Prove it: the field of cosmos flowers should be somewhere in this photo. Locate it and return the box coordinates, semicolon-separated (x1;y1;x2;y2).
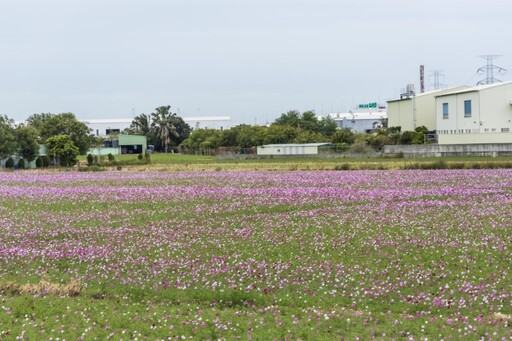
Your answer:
0;169;511;340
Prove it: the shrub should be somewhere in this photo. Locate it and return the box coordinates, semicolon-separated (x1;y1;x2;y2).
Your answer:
87;154;94;166
36;155;51;168
78;165;105;172
41;155;50;168
108;153;115;162
449;162;465;169
138;153;144;160
334;163;351;171
17;159;25;169
144;152;151;162
5;157;15;168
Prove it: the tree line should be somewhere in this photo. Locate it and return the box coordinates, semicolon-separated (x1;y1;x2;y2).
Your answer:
0;113;90;168
173;111;430;154
1;104;430;168
0;105;194;168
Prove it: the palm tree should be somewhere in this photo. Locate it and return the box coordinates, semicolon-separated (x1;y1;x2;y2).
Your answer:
130;114;151;135
151;106;179;153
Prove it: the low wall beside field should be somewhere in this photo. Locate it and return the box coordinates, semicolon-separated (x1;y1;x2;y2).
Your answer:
384;143;512;158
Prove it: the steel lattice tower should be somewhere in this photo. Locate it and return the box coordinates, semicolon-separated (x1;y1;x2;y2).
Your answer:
477;55;507;85
429;70;445;90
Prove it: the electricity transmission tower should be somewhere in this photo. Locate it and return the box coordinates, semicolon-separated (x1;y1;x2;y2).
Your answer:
477;55;507;85
429;70;445;90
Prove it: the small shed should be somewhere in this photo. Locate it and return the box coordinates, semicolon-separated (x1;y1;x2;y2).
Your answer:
257;143;331;156
118;135;147;154
89;134;147;156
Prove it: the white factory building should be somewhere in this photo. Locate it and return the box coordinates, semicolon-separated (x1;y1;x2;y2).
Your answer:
84;116;231;137
436;81;512;144
387;86;469;132
329;106;388;133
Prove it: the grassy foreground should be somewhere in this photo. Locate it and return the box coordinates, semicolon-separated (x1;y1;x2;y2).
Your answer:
0;169;511;339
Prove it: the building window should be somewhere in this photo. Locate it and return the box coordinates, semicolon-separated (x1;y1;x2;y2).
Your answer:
442;103;449;119
502;128;510;133
464;100;472;118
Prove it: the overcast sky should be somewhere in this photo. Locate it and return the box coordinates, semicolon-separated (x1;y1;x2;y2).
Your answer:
1;0;511;125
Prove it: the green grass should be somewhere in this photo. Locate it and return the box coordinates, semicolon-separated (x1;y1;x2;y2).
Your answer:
77;152;512;171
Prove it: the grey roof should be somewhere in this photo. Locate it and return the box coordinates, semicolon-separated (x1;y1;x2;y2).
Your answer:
387;86;470;103
260;143;331;148
435;80;512;98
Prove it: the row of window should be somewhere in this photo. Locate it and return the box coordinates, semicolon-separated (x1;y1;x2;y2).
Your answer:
438;128;511;134
442;100;472;119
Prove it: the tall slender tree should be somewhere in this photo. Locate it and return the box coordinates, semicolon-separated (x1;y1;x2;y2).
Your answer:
129;113;151;135
151;106;179;153
0;115;17;160
16;125;40;167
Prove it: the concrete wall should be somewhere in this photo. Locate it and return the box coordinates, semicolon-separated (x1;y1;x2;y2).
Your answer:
88;147;121;156
438;133;512;144
436;82;512;144
384;143;512;157
257;145;320;155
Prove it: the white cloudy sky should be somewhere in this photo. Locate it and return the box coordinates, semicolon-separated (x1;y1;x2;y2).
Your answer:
1;0;511;124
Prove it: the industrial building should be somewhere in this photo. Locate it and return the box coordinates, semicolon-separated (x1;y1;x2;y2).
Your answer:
88;134;147;156
84;116;231;137
387;86;469;132
328;110;387;133
257;143;331;156
436;81;512;144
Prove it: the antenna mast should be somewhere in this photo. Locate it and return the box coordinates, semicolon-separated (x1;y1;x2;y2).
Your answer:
477;55;507;85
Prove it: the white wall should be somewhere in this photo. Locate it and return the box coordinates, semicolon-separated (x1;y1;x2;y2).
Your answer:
387;87;469;132
257;145;320;155
436;82;512;144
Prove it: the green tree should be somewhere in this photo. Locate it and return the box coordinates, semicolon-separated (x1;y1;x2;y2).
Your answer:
180;129;223;153
273;110;328;135
0;115;17;160
299;110;321;132
318;116;338;137
236;125;267;148
263;125;300;144
220;126;241;147
16;125;40;167
293;130;327;144
129;113;151;135
32;113;91;154
273;110;301;127
26;113;54;132
46;135;80;167
331;128;355;145
399;131;417;145
151;106;182;153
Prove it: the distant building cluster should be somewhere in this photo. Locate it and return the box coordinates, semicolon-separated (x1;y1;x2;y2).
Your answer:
328;110;387;133
387;81;512;145
85;116;232;137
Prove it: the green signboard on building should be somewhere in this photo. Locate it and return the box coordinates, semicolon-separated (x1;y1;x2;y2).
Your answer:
358;102;378;109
